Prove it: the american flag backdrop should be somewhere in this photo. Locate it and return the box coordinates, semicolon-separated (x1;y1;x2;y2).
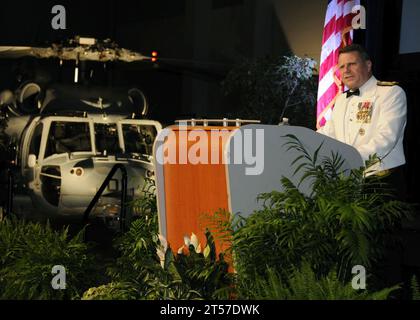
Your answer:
317;0;360;129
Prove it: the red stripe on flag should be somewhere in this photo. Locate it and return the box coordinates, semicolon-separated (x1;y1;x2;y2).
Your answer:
319;52;337;80
322;18;337;44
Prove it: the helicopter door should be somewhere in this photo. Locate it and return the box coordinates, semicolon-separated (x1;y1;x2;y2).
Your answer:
21;119;44;181
15;118;48;215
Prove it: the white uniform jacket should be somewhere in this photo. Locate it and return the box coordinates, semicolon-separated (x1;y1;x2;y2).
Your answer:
317;76;407;173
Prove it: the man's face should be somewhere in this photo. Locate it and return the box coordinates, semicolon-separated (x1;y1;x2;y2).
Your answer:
338;51;372;90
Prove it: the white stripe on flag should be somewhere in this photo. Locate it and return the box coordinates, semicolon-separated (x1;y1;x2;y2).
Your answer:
320;32;342;65
324;0;338;26
317;68;335;100
324;107;333;121
335;1;344;20
344;0;359;16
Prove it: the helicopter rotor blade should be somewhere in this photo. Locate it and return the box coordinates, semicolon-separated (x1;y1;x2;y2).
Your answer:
0;46;151;63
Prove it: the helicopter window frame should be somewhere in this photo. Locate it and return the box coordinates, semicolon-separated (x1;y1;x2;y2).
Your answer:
19;116;42;171
42;119;95;159
118;120;162;157
93;122;122;156
28;122;43;159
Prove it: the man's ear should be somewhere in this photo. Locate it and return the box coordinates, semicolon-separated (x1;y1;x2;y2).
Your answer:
366;60;372;73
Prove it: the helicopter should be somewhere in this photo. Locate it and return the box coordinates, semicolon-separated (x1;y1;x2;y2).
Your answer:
0;36;163;227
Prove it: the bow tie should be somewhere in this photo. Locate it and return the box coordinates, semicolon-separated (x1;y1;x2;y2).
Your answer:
346;89;360;98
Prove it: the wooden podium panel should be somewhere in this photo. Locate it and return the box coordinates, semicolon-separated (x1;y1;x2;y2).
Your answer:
154;125;236;255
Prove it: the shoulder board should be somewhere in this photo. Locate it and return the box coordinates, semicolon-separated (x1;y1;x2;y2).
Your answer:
377;81;399;86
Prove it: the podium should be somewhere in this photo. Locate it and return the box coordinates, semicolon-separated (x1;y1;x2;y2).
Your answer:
153;123;363;256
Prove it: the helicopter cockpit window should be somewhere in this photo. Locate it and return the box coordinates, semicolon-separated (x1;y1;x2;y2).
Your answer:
122;124;157;156
45;121;92;157
94;123;121;156
29;123;43;158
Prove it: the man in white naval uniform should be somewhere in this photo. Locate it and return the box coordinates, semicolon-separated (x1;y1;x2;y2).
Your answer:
317;44;408;294
317;44;407;179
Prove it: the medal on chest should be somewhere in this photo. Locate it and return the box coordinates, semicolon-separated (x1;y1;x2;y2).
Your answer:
356;101;373;124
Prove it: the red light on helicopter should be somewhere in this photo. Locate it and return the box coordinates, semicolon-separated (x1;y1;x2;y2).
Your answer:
151;51;158;62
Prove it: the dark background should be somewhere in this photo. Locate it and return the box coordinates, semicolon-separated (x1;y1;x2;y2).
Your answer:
0;0;265;125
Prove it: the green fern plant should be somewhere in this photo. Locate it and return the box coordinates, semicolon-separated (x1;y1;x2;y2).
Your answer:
93;197;232;300
131;178;158;217
411;276;420;300
106;217;161;297
0;217;96;300
167;230;232;299
107;178;160;283
241;262;398;300
81;282;139;300
230;134;412;287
